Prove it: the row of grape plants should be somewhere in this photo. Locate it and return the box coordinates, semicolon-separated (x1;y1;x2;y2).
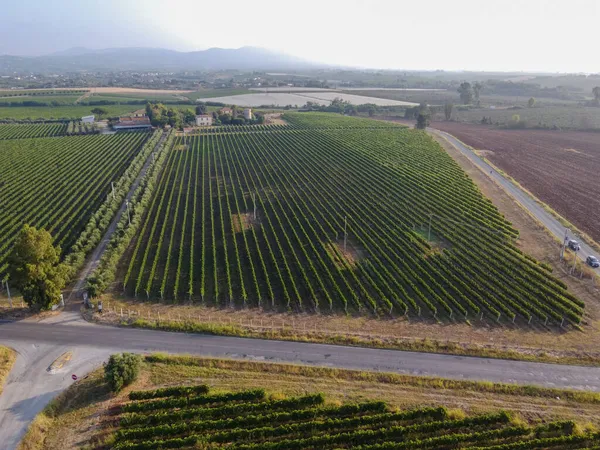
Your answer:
121;119;584;325
0;132;149;278
108;385;600;450
0;122;67;139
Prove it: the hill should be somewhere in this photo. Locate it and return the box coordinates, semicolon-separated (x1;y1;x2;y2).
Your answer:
0;46;318;74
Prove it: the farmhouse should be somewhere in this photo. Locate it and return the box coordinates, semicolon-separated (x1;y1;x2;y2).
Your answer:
113;115;152;130
218;107;233;115
243;108;252;120
196;114;213;127
81;115;95;123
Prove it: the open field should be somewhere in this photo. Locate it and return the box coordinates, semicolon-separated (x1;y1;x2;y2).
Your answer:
430;121;600;244
120;112;583;327
0;95;81;105
188;88;251;100
19;354;600;449
0;104;138;120
0;122;67;139
88;87;193;95
447;105;600;130
0;132;149;277
198;92;418;107
0;89;88;96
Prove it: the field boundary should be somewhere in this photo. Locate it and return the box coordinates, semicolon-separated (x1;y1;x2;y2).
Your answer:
88;302;600;367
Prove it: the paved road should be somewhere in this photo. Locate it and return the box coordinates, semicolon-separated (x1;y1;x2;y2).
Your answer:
431;129;600;276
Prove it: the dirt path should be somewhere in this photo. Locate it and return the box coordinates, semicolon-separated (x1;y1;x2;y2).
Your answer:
66;132;168;304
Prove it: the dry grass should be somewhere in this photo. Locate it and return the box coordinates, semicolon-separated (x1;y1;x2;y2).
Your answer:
18;354;600;449
0;346;16;395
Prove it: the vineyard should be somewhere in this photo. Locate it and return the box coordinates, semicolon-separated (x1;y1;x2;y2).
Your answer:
0;132;149;277
108;385;600;449
122;113;584;326
0;122;67;139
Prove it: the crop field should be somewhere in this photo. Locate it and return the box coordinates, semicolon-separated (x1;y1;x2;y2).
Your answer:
122;113;583;326
431;121;600;243
0;132;149;277
0;122;67;139
0;89;88;97
0;104;139;120
199;92;418;107
0;94;82;105
106;385;600;449
447;105;600;130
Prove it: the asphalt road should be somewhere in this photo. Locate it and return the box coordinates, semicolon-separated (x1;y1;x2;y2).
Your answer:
431;129;600;275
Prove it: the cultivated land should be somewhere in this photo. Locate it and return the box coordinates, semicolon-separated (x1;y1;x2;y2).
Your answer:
0;122;67;139
0;132;148;277
19;355;600;449
120;113;584;327
0;104;138;120
198;92;417;107
431;121;600;244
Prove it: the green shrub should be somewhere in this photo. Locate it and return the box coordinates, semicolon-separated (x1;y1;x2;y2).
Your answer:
105;353;142;392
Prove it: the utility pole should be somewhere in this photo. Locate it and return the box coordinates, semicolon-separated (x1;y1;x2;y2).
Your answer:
6;281;12;308
344;216;348;252
125;199;131;226
560;228;569;260
428;213;433;241
571;250;578;274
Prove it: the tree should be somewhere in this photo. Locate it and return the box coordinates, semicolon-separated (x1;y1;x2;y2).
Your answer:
104;353;142;392
7;225;68;311
457;82;473;105
444;103;454;120
195;103;207;115
90;107;108;118
182;109;196;125
528;97;536;108
416;112;430;129
472;82;483;106
593;87;600;106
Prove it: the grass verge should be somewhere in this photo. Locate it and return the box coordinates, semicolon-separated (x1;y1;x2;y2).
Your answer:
0;346;16;395
96;313;600;367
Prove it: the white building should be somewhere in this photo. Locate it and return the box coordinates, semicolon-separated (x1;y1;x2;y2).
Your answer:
81;115;95;123
196;114;213;127
243;108;252;120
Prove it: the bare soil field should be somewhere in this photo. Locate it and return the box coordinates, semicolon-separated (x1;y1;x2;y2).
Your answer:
430;121;600;244
88;87;193;94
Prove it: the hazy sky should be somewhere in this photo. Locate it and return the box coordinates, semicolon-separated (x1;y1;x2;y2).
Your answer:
2;0;597;72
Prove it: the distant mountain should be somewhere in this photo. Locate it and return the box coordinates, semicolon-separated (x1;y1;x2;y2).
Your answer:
0;46;319;73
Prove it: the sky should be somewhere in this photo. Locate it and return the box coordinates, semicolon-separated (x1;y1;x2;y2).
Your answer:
1;0;598;73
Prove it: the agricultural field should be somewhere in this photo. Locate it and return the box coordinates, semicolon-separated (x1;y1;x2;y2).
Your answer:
0;104;139;120
0;89;88;97
0;94;82;105
0;122;67;139
187;88;251;101
0;132;149;277
446;105;600;130
103;386;599;449
431;121;600;243
24;354;600;449
199;92;417;107
122;112;583;327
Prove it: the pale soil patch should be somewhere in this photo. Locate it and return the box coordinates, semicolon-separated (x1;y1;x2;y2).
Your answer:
564;148;583;154
264;113;287;125
474;149;495;157
231;213;256;233
323;241;361;268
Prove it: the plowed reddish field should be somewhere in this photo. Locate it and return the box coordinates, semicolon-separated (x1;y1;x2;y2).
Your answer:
431;121;600;243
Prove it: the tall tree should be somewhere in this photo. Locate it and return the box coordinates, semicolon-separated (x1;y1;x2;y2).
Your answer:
8;225;68;311
416;112;430;129
528;97;536;108
195;103;207;115
472;82;483;106
457;82;473;105
593;87;600;106
444;103;454;120
90;107;108;118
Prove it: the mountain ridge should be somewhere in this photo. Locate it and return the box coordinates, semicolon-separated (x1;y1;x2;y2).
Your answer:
0;46;321;73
